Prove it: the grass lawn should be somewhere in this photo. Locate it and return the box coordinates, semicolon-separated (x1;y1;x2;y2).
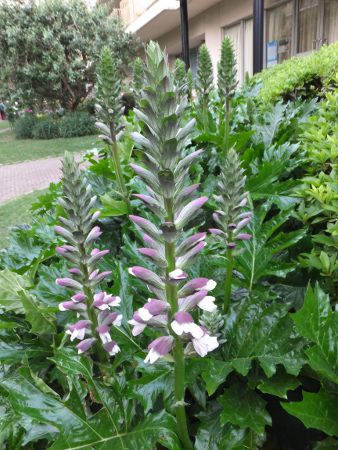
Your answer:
0;120;10;130
0;190;45;247
0;128;98;165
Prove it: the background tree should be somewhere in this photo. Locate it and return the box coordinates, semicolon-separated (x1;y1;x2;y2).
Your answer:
0;0;139;111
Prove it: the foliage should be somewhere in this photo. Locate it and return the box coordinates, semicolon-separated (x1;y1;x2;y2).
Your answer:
13;113;37;139
1;40;338;449
13;112;96;140
59;112;96;137
0;0;138;110
256;41;338;105
32;116;60;140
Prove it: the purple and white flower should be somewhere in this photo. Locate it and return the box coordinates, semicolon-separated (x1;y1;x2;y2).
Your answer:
144;335;174;364
171;311;204;339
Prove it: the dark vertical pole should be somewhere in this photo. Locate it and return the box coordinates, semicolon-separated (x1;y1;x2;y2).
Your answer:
180;0;190;68
253;0;264;73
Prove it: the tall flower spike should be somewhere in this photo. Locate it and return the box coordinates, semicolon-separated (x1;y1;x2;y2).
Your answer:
210;148;251;312
95;47;130;210
129;42;218;450
217;37;238;153
196;44;214;108
55;152;122;358
133;56;144;97
174;57;190;98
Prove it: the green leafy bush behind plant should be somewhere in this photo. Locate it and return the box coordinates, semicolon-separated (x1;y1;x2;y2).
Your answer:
32;116;60;139
59;111;96;137
13;113;37;139
256;42;338;105
13;112;96;140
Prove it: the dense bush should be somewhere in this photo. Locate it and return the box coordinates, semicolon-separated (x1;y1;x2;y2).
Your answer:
0;42;337;450
32;116;60;139
59;111;96;137
12;113;37;139
256;41;338;105
13;111;96;139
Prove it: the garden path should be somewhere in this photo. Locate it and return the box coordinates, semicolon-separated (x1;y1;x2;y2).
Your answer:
0;153;84;204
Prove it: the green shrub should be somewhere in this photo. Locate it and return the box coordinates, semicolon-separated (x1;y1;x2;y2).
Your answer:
13;114;37;139
59;112;96;138
256;42;338;105
32;116;60;139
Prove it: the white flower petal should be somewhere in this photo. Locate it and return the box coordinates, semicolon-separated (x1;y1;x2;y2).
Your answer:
138;307;153;322
144;348;161;364
171;320;184;336
198;296;217;312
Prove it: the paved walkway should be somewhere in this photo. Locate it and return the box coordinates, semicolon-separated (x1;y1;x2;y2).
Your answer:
0;154;84;204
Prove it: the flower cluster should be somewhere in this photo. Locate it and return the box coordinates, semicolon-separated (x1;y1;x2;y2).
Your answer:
55;152;121;357
128;42;219;364
210;148;251;249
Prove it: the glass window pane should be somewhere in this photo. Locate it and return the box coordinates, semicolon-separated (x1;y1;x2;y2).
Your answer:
298;0;318;53
324;0;338;44
243;19;253;78
266;2;293;65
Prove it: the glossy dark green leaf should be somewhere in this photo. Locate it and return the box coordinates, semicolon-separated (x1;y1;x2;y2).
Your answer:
126;359;174;413
219;382;271;435
283;390;338;436
0;269;28;313
195;403;264;450
257;372;300;399
20;291;56;334
1;367;180;450
200;359;232;395
235;204;305;288
292;284;338;384
223;296;305;377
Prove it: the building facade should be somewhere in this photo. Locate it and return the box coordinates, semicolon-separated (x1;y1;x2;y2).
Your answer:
117;0;338;83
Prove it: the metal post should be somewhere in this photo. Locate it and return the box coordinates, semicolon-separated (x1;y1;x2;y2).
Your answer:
253;0;264;74
180;0;190;68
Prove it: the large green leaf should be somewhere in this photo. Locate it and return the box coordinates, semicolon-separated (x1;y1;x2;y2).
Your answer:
0;269;29;313
219;382;271;436
0;367;180;450
282;390;338;437
223;296;305;377
257;372;300;399
195;403;264;450
20;291;56;334
126;359;174;413
235;204;305;289
292;284;338;384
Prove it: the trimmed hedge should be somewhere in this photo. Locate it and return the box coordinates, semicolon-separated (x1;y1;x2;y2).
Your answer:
255;42;338;105
13;111;96;140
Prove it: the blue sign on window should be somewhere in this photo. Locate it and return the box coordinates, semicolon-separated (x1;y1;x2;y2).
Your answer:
267;40;278;67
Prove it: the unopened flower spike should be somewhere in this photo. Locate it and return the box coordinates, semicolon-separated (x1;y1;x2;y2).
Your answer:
210;147;251;312
55;151;122;358
128;41;218;450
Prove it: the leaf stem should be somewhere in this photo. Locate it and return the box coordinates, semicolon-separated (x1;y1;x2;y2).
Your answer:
110;125;131;213
164;197;193;450
224;248;234;313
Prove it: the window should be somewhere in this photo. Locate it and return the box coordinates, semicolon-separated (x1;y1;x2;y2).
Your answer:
224;18;253;84
298;0;319;53
265;0;338;66
266;1;293;65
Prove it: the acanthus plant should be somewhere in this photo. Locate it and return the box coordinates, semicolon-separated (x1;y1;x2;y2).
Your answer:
217;36;238;153
55;152;122;359
95;47;130;212
128;42;219;450
196;43;214;130
210;148;252;311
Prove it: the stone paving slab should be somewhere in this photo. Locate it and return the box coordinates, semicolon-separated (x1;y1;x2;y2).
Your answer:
0;153;84;204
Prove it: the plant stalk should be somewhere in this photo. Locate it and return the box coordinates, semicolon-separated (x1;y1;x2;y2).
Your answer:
224;96;230;155
164;197;193;450
110;124;131;212
224;248;234;313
